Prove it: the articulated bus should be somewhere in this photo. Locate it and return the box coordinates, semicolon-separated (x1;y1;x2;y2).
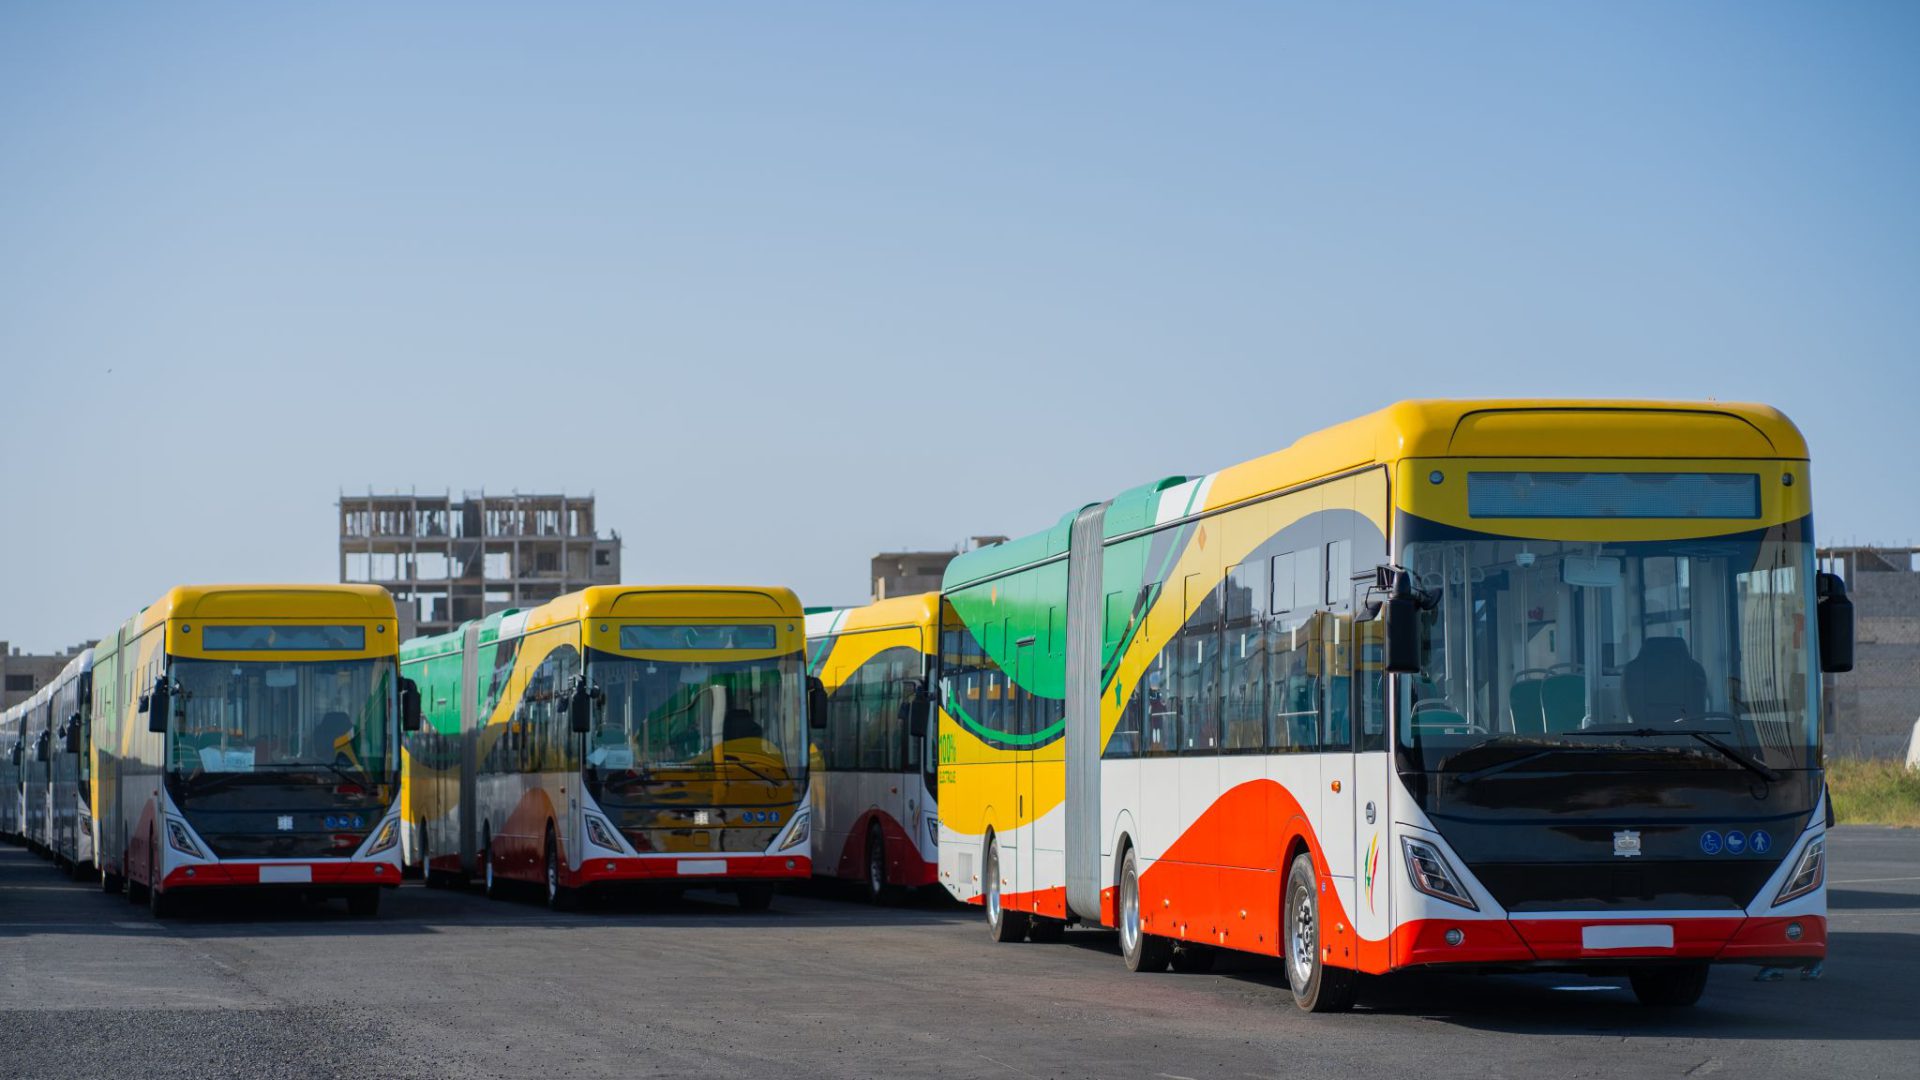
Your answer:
937;400;1851;1010
20;685;53;853
804;594;940;902
1;701;23;838
46;649;95;876
401;585;813;911
93;585;415;917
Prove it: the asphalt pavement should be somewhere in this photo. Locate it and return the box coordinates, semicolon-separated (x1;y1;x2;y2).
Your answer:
2;827;1915;1079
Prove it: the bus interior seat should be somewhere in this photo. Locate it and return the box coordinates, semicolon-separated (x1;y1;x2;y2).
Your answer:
1509;678;1546;735
1541;674;1586;734
1624;636;1707;724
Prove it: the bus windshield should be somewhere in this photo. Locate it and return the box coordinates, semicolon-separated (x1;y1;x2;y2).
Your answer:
583;648;807;801
167;658;393;781
1397;520;1818;774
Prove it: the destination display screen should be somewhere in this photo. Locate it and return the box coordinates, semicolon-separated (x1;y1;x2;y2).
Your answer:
619;624;778;651
199;624;369;651
1467;472;1760;519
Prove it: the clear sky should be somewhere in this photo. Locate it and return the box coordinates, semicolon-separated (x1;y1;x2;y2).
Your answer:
2;3;1916;651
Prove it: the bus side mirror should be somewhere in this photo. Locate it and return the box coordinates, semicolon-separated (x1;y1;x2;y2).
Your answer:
146;678;171;735
568;679;594;734
807;677;828;731
1817;571;1854;674
64;713;82;754
1382;567;1421;675
400;678;423;732
903;682;933;738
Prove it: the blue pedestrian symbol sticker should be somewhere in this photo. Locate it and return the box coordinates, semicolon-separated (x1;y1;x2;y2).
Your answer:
1725;830;1747;855
1700;830;1723;855
1749;830;1772;855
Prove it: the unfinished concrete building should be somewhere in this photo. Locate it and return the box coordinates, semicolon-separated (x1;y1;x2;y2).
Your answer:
870;537;1009;602
339;491;622;639
1;643;89;710
1819;544;1920;760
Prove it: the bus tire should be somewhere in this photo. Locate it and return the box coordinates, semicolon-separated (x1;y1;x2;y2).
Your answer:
984;833;1029;944
102;868;124;895
346;888;381;918
736;884;775;912
1118;846;1170;973
1284;851;1355;1012
864;821;894;905
1629;963;1710;1007
1170;943;1216;973
545;827;578;912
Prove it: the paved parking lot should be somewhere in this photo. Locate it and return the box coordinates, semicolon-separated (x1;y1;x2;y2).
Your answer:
1;827;1915;1079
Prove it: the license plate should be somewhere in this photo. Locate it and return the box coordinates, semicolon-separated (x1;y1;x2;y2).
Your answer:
260;865;312;884
1582;924;1673;951
675;859;726;876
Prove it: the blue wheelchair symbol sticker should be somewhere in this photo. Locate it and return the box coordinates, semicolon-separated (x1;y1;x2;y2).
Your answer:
1700;830;1723;855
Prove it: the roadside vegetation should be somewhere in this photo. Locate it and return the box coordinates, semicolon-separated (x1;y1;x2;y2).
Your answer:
1827;757;1920;827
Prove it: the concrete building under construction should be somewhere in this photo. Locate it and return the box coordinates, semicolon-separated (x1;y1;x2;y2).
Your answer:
339;491;622;639
1819;544;1920;760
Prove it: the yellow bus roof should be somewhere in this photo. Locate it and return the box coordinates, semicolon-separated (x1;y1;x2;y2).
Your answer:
136;584;397;633
810;592;940;637
522;585;804;633
1207;399;1806;513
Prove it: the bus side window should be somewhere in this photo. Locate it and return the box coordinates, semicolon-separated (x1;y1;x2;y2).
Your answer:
1223;560;1267;751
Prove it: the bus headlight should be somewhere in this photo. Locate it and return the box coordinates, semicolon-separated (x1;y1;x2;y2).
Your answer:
585;814;624;852
779;813;810;852
363;818;400;857
1402;837;1478;910
1774;836;1825;906
165;819;204;859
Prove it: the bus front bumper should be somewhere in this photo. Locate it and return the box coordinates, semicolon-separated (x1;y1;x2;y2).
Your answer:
160;860;400;891
568;853;811;887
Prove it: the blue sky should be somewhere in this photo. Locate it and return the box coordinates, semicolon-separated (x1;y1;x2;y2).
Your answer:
2;3;1916;649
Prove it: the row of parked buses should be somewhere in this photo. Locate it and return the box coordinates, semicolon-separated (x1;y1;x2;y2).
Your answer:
0;399;1855;1010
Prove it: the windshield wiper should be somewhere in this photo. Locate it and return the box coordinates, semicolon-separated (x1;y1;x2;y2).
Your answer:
1454;748;1567;785
1566;726;1782;783
723;754;785;785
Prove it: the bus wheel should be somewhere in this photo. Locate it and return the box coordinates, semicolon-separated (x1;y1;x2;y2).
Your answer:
864;822;893;905
346;888;381;918
545;829;579;912
984;833;1030;944
1170;943;1216;973
1629;963;1710;1007
102;865;124;894
1118;847;1169;972
736;884;775;912
1284;852;1355;1012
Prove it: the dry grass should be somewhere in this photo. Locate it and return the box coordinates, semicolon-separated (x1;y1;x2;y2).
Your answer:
1827;757;1920;828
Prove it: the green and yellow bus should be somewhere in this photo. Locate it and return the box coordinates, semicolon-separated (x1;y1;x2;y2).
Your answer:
92;584;415;917
937;400;1850;1009
804;594;940;901
401;585;814;911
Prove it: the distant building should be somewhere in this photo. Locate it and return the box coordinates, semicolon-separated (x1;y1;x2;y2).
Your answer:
1;642;88;710
870;537;1007;602
1820;545;1920;759
339;490;621;639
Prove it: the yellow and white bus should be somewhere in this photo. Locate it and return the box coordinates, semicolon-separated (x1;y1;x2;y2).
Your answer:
805;594;939;901
93;584;418;917
401;585;815;911
938;400;1850;1009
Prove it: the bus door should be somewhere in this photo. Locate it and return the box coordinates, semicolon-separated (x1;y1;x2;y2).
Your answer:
1317;605;1357;899
459;622;481;876
1012;636;1036;911
1348;580;1393;950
